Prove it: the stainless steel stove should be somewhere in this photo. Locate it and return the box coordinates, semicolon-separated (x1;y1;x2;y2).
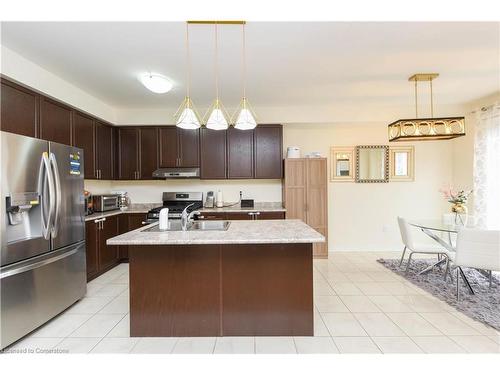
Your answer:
146;192;203;223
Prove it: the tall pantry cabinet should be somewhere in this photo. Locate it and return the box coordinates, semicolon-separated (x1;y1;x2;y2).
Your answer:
283;158;328;258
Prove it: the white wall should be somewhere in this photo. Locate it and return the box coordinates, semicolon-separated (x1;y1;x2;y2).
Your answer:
85;179;282;204
0;45;116;123
283;123;453;252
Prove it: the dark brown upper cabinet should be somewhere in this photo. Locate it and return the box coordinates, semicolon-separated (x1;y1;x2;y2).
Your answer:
72;111;96;179
254;124;283;179
159;126;200;168
227;127;254;179
0;78;38;138
200;128;227;179
39;97;72;145
118;127;139;180
159;126;178;167
95;121;114;180
178;128;200;167
138;127;158;179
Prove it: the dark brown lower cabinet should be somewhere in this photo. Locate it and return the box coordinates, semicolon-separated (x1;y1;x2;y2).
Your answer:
128;243;313;337
119;213;148;261
98;215;119;271
85;215;119;281
225;212;253;220
256;211;285;220
199;211;285;221
198;212;227;221
85;220;99;280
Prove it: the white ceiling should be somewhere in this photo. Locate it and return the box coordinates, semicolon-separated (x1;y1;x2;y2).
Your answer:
1;22;499;122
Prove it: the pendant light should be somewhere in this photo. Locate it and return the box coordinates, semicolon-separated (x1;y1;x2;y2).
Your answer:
204;23;230;130
388;73;465;141
233;22;257;130
174;22;201;130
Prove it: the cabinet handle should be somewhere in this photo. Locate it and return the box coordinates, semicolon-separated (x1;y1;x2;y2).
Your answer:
247;212;254;216
254;212;261;215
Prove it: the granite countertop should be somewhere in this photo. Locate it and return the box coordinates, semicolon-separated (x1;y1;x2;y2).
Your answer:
106;219;324;245
84;204;155;222
85;202;286;221
200;202;286;213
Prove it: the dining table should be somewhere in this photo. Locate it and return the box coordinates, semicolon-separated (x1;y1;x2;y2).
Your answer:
408;219;478;295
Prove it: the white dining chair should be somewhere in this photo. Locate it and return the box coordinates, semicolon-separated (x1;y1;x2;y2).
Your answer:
453;229;500;300
397;217;451;274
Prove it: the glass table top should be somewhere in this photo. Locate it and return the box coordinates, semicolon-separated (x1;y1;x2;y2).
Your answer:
408;220;478;233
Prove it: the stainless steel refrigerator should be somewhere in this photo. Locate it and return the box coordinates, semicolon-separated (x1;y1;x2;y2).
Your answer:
0;131;86;349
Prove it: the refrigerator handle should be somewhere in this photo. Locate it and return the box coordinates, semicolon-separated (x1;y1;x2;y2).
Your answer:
38;152;55;240
49;153;62;238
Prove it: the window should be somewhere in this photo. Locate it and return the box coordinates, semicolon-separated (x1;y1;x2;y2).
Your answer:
473;104;500;229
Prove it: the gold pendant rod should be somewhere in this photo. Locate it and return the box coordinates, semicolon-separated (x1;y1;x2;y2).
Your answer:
414;79;418;118
430;79;434;117
187;20;246;25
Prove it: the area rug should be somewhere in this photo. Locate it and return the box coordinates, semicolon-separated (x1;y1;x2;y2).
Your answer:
377;258;500;331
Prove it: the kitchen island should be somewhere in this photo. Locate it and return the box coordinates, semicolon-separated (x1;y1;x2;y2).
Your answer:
107;219;324;337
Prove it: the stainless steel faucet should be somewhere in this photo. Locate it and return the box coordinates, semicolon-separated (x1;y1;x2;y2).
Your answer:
180;203;200;231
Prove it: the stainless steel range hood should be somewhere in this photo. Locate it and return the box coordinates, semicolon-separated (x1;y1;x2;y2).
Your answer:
152;167;200;179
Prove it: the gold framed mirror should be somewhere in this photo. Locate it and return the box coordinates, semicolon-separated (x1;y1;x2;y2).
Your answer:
355;145;389;183
330;147;355;182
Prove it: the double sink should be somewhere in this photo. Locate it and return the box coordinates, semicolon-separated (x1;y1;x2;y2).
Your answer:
142;220;231;232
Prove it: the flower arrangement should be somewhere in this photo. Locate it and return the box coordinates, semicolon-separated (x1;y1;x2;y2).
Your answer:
439;185;473;216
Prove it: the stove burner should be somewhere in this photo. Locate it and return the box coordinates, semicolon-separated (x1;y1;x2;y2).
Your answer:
146;192;203;223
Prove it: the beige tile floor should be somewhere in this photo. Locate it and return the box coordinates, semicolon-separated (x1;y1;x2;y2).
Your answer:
4;252;500;354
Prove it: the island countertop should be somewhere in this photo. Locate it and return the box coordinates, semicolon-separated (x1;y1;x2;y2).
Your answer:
106;219;324;246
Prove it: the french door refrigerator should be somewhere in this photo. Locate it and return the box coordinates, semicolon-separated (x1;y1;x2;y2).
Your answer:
0;131;86;349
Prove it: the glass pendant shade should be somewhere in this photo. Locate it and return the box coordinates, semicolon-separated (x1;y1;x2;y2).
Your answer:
175;97;201;129
234;99;257;130
205;99;229;130
206;108;229;130
176;107;201;129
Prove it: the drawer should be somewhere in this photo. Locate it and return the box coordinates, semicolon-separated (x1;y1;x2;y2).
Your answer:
198;212;226;221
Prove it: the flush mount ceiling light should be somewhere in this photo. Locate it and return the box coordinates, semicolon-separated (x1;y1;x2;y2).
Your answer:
174;23;201;129
139;73;173;94
233;23;257;130
388;73;465;142
204;22;230;130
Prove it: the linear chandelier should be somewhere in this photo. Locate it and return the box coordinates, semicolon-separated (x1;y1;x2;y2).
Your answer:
175;21;257;131
388;73;465;142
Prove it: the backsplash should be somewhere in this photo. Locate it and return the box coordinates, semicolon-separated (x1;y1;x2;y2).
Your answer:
84;179;283;204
